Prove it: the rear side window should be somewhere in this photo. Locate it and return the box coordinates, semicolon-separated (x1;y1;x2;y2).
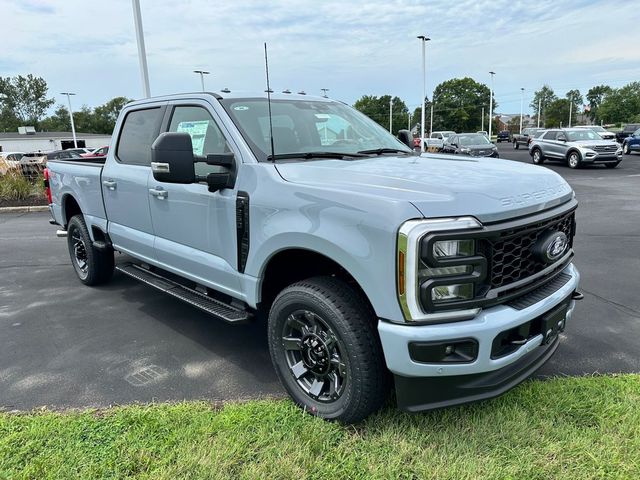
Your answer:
117;108;163;165
543;131;557;140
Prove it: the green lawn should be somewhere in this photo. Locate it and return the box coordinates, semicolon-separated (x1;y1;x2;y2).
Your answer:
1;374;639;479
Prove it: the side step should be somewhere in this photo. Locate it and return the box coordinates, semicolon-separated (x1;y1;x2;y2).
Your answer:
115;262;253;324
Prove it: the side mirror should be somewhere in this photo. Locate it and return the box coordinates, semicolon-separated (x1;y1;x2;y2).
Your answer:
558;136;566;142
151;132;195;183
397;129;413;149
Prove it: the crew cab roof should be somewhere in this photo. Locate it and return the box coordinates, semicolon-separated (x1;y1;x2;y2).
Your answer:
125;91;332;109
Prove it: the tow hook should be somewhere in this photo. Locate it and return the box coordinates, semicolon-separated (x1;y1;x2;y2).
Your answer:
571;290;584;301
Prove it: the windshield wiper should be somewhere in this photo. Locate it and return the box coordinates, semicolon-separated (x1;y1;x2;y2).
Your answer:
267;151;367;161
357;148;412;155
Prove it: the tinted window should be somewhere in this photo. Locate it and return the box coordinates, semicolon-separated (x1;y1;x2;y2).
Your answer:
117;108;163;165
168;105;231;176
543;131;557;140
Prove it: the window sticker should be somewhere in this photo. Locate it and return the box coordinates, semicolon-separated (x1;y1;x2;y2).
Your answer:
233;105;249;111
177;120;209;155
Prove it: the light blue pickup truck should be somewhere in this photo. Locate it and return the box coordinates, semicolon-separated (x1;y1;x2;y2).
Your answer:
45;92;581;423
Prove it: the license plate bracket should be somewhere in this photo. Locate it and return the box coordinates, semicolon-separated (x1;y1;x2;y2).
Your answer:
540;301;569;345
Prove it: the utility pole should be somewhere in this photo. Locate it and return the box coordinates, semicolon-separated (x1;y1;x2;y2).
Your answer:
569;101;573;128
537;97;542;128
520;88;524;134
320;88;329;98
488;71;495;139
193;70;210;92
60;92;78;148
131;0;151;98
408;112;412;130
417;35;430;151
389;98;393;133
481;106;485;132
430;104;433;137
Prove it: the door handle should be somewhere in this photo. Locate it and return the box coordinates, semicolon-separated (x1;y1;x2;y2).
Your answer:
102;180;117;190
149;187;168;199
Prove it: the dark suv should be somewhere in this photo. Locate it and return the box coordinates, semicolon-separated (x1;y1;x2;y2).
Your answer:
616;124;640;143
496;130;511;142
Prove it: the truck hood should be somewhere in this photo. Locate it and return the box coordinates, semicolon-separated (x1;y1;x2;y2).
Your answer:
275;154;574;223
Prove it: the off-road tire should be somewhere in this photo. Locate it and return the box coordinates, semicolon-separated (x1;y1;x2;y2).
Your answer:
268;276;387;423
67;215;114;286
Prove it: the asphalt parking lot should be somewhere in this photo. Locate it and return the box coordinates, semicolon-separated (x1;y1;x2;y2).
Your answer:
1;144;639;411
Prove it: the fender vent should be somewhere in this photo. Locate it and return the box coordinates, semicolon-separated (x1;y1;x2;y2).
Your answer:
236;191;250;273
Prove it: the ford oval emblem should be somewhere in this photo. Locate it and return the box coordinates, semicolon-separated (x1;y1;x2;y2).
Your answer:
533;231;568;263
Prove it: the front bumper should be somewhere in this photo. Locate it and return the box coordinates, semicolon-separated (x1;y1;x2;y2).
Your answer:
378;262;580;411
581;151;622;164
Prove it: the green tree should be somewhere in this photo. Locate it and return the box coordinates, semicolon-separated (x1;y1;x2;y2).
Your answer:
39;105;71;132
431;77;493;132
545;99;571;128
93;96;132;134
353;95;409;135
585;85;612;124
530;85;557;127
565;89;583;113
598;82;640;124
0;74;54;127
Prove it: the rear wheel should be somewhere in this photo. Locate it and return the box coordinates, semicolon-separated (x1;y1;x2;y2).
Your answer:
67;215;114;285
267;276;387;423
623;143;630;155
532;148;544;165
513;140;519;150
567;151;581;169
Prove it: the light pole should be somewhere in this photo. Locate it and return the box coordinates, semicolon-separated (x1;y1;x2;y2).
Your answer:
488;71;495;139
193;70;210;92
408;111;412;130
519;88;524;134
537;97;542;128
481;106;484;132
389;98;393;133
60;92;78;148
132;0;151;98
417;35;430;152
320;88;329;98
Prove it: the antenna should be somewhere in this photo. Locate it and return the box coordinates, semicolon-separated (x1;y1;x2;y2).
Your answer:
264;42;276;162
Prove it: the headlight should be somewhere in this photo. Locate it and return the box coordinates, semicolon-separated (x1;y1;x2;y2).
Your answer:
460;147;471;153
397;217;485;323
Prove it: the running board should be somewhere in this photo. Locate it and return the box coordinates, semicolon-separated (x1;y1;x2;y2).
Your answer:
115;263;252;324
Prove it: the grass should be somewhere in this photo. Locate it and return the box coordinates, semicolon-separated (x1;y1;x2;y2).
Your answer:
1;374;639;479
0;170;44;201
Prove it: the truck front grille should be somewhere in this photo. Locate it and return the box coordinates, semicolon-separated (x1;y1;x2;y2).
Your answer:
486;210;575;289
591;145;618;153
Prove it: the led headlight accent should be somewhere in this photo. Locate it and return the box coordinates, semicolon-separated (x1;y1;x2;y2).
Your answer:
431;283;474;302
433;239;475;258
421;265;472;278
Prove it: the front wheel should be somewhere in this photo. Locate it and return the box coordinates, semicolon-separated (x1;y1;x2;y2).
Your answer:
513;140;519;150
623;143;630;155
67;215;114;285
567;151;581;169
532;148;544;165
268;276;387;423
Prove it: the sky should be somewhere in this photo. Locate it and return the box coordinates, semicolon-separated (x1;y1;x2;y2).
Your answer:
1;0;639;116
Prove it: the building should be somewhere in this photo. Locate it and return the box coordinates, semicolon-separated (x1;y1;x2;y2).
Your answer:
0;130;111;153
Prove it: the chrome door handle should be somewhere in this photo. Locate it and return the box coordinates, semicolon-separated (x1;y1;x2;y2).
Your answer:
149;187;168;199
102;180;117;190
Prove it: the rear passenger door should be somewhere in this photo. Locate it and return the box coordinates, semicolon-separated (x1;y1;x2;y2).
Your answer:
102;105;165;262
541;131;560;158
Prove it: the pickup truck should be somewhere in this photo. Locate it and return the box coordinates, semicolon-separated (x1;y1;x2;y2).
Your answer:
46;92;582;423
512;127;545;150
615;123;640;144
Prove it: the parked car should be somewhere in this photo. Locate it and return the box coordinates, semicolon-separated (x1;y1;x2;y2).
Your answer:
512;127;545;149
430;130;456;142
47;150;84;160
529;128;622;169
442;133;499;157
496;130;511;143
572;125;616;141
65;147;94;155
46;91;581;422
615;124;640;143
477;130;488;137
0;152;25;175
621;128;640;155
81;146;109;158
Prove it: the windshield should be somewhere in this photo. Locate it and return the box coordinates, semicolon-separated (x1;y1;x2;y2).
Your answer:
566;129;601;141
220;98;412;161
458;134;491;146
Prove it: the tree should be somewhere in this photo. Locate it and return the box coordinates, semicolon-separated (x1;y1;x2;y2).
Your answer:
565;89;583;113
545;99;571;128
585;85;612;124
0;74;54;127
530;85;557;126
93;97;132;134
353;95;409;135
430;77;493;132
39;105;71;132
598;82;640;124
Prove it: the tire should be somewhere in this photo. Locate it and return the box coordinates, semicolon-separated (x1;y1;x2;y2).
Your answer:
513;140;519;150
605;162;620;169
567;151;581;169
267;276;387;423
66;215;114;286
532;148;544;165
623;143;630;155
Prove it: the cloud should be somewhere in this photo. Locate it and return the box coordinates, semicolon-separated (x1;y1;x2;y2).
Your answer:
0;0;638;114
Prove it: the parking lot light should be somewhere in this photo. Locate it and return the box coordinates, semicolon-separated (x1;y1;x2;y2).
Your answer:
193;70;210;92
132;0;151;98
60;92;78;148
488;71;495;139
417;35;430;151
520;88;524;134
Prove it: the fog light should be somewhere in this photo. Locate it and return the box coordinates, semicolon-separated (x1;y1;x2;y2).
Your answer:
431;283;474;302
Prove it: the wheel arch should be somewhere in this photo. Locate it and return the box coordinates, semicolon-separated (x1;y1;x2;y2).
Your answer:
61;193;82;227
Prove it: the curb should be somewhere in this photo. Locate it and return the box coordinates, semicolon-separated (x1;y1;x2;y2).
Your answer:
0;205;49;214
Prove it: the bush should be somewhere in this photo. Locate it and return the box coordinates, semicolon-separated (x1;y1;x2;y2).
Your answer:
0;170;37;201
